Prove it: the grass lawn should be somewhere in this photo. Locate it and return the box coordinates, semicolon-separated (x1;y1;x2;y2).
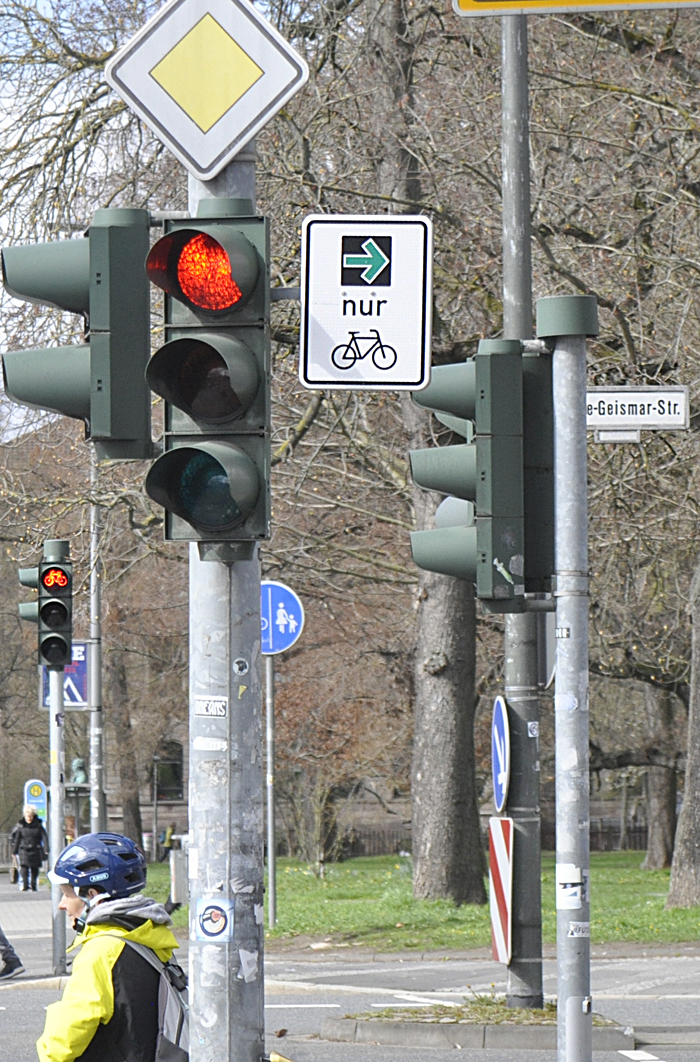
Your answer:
142;851;700;951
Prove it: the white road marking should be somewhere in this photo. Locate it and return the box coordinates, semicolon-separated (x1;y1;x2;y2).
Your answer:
618;1052;661;1061
265;1003;340;1009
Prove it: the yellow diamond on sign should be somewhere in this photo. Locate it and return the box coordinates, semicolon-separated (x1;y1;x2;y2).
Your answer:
150;14;263;133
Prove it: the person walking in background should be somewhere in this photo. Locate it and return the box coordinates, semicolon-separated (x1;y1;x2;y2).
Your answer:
0;921;24;979
158;822;177;862
12;804;48;892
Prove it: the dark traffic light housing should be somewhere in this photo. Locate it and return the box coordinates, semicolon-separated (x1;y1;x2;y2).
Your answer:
144;198;270;545
18;539;73;669
408;339;554;609
2;209;151;460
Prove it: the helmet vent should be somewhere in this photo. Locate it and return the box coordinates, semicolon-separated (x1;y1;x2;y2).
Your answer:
75;858;104;872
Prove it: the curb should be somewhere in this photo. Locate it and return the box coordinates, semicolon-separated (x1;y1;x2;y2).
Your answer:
320;1016;636;1050
0;976;70;991
636;1026;700;1047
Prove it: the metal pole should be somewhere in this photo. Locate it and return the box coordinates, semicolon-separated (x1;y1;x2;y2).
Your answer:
537;294;597;1062
49;667;66;975
553;333;591;1062
88;455;107;833
501;13;543;1009
188;142;265;1062
153;755;160;863
265;654;276;927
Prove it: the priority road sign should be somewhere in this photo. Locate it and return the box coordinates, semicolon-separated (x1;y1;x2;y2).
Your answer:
105;0;308;181
492;695;510;814
261;581;304;655
299;214;433;391
454;0;700;15
489;816;513;964
40;641;88;711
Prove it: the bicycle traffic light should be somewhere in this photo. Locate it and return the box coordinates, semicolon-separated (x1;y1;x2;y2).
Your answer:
144;198;270;543
2;209;151;460
18;540;73;668
409;340;526;606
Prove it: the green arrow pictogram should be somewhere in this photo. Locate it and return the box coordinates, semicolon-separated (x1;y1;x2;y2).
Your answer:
342;238;390;284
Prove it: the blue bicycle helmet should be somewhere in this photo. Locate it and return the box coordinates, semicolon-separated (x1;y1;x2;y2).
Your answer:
49;833;147;898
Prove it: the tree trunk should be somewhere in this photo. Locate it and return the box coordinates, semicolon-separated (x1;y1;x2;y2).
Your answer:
105;618;143;846
362;0;485;903
404;398;486;904
666;558;700;905
641;686;677;870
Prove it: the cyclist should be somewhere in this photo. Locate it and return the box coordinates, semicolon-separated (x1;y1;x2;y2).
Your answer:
36;832;180;1062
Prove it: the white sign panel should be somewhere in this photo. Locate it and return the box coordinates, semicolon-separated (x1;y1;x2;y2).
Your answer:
299;214;433;391
587;386;689;431
105;0;308;180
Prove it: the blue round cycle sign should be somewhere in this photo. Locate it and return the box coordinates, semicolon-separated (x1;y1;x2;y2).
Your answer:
492;695;511;814
261;581;305;656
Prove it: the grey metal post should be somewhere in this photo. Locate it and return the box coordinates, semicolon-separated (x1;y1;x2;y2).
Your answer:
49;666;67;974
536;295;598;1062
187;143;265;1062
265;654;276;926
501;13;543;1009
153;755;160;863
88;456;107;833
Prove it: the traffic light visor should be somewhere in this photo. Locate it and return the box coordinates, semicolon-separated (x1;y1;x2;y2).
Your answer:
40;599;69;629
41;635;70;666
145;442;261;532
146;335;259;423
146;227;260;313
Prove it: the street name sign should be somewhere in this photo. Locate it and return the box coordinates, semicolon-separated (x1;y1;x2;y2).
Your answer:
261;581;304;655
40;641;88;711
587;385;689;443
454;0;700;16
105;0;308;180
492;695;511;814
299;214;433;391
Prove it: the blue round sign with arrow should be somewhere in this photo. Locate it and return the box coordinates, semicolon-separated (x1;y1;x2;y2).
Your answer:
261;581;305;656
492;695;511;814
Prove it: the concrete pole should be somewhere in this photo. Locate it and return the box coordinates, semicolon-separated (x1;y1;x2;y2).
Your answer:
536;294;598;1062
88;455;107;833
501;13;543;1009
49;666;67;975
265;654;277;926
187;142;265;1062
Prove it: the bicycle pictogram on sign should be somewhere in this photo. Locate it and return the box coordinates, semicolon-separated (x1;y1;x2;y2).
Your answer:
331;329;397;371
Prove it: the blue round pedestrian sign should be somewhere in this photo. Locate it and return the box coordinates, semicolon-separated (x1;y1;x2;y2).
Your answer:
261;581;305;656
492;695;511;814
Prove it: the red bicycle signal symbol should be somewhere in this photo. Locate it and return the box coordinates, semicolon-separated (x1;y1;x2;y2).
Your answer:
42;567;69;590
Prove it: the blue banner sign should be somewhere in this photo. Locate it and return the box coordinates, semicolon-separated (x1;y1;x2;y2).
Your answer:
41;641;88;711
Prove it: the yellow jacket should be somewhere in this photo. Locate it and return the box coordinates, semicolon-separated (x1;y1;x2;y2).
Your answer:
37;915;179;1062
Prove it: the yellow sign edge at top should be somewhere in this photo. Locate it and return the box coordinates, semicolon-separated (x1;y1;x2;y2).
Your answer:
453;0;700;14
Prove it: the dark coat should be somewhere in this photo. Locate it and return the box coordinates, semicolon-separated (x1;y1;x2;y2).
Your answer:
13;816;48;868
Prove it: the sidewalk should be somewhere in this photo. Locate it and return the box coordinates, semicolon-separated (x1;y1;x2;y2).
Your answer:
0;871;55;978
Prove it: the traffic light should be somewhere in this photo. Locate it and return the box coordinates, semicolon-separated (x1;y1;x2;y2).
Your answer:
409;340;526;606
1;208;151;460
18;540;73;668
144;198;270;543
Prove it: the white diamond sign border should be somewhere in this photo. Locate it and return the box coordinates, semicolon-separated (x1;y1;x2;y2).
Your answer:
105;0;308;180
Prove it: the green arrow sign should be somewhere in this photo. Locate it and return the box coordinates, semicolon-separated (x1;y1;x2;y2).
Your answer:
342;238;390;284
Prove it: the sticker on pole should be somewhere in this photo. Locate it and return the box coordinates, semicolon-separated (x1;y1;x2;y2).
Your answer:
195;897;234;941
299;214;433;391
489;816;513;965
261;581;304;655
491;695;510;814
